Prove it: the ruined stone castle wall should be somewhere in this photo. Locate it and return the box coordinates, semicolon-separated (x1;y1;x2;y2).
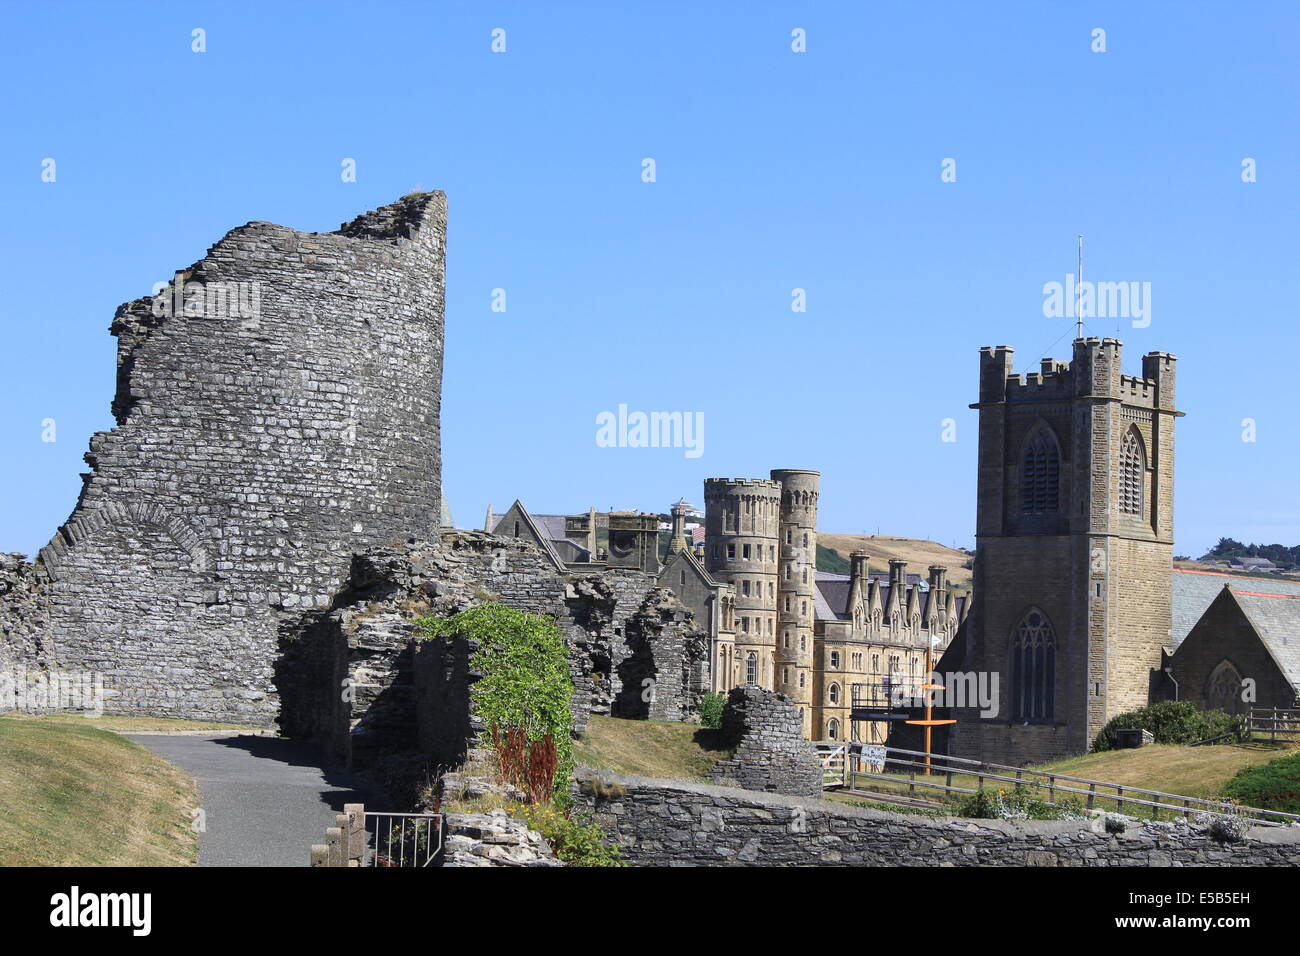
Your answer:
28;193;447;723
277;530;707;772
708;686;823;797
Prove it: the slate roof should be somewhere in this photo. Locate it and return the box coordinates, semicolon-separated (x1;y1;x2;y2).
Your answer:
813;571;968;624
1233;590;1300;692
815;575;852;621
1171;569;1300;650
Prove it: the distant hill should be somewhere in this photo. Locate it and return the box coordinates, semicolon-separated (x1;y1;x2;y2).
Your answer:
815;534;973;593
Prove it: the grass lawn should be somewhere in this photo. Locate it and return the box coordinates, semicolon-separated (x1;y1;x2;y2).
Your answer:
9;713;259;734
574;714;733;781
0;714;200;866
843;741;1300;820
1035;742;1297;801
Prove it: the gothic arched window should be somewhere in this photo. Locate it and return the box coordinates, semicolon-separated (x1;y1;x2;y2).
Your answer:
828;683;841;704
1120;428;1145;516
746;652;758;685
827;718;840;740
1205;659;1245;715
1011;609;1056;721
1020;426;1061;514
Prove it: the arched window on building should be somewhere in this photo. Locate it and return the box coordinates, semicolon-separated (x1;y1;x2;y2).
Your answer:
746;652;758;685
1020;425;1061;514
1120;427;1145;516
827;718;840;740
1011;609;1057;721
1205;659;1246;715
828;683;841;704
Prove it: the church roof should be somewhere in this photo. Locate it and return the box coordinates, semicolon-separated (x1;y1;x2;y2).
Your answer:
1171;569;1300;650
1232;590;1300;692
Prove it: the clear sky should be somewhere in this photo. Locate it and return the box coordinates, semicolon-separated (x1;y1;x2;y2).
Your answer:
1;1;1297;561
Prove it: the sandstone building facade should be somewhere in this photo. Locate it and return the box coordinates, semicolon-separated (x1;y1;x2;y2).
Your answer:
702;471;967;740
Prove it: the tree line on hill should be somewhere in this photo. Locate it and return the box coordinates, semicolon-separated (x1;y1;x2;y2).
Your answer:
1199;537;1300;569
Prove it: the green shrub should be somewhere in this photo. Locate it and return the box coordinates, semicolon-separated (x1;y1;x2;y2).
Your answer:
1092;700;1244;752
517;802;627;867
698;692;726;729
955;785;1086;821
416;603;575;796
1220;751;1300;814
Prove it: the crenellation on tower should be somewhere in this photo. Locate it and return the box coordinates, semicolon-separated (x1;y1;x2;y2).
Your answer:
950;337;1181;765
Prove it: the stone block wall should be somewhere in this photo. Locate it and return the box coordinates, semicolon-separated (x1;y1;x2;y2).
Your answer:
12;193;447;724
572;768;1300;867
277;529;708;773
708;686;822;798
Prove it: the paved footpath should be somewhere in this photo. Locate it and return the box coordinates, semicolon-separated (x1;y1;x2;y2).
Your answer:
127;734;387;867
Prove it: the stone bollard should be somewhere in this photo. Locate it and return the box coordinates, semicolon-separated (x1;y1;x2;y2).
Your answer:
311;804;368;866
345;803;366;863
326;826;346;867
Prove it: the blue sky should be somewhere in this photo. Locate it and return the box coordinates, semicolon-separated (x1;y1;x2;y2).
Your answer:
1;1;1297;560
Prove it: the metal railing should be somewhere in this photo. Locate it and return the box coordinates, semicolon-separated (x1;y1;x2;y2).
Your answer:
364;812;444;867
850;677;925;711
813;743;1300;827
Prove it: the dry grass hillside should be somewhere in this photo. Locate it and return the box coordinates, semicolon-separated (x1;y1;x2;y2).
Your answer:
817;534;973;594
0;715;199;866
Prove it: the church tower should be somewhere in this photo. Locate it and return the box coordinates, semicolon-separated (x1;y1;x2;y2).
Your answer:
950;338;1180;764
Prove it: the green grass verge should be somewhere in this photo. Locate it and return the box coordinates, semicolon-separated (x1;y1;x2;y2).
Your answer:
0;715;199;865
573;714;732;781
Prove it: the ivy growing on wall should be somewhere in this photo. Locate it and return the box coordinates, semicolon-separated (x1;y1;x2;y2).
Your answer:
416;603;574;794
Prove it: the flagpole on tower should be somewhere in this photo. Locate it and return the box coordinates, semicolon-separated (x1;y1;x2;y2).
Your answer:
1076;234;1084;340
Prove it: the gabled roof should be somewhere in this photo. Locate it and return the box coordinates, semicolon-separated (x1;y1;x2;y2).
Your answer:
1172;568;1300;649
490;500;566;570
1229;590;1300;693
814;572;968;628
660;546;728;591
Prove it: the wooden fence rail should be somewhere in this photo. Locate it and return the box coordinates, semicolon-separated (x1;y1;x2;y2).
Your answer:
813;742;1300;827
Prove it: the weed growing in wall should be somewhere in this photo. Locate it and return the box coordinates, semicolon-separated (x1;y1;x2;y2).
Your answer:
698;692;726;729
513;803;626;867
416;603;575;796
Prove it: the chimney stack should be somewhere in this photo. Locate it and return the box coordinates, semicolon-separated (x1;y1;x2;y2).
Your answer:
928;565;947;595
888;559;907;592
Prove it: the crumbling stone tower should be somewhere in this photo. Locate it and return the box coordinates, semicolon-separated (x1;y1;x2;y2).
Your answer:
704;478;782;691
771;468;819;738
950;338;1179;764
35;193;447;723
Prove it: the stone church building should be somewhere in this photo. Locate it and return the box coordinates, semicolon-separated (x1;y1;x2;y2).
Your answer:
942;338;1181;765
1163;569;1300;715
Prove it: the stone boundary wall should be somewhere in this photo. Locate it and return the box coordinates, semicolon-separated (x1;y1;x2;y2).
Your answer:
571;768;1300;867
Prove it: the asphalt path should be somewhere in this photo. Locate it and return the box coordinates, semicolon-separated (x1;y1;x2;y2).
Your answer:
127;734;386;867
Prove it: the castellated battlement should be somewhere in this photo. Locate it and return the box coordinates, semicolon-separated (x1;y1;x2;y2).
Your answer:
978;338;1177;409
704;478;783;490
13;192;448;724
